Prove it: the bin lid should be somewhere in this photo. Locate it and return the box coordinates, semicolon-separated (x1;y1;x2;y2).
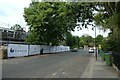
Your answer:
105;52;111;54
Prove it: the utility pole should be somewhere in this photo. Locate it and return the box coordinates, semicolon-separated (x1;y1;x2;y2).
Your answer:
95;26;97;60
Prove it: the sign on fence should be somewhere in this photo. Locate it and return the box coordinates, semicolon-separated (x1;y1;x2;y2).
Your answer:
7;44;70;58
29;45;40;55
42;45;50;53
50;46;56;53
8;44;28;57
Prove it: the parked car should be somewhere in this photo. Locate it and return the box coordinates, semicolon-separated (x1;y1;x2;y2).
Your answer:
71;48;78;52
79;47;84;49
89;48;94;53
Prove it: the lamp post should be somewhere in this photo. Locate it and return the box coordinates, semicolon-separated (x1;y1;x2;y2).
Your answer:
91;23;98;60
94;25;97;60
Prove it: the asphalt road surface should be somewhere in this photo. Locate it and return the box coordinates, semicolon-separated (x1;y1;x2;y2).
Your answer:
2;49;92;78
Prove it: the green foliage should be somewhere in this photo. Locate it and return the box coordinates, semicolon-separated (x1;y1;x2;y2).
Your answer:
100;32;120;52
101;38;108;52
80;35;94;47
10;24;22;31
24;2;94;45
25;31;41;45
72;36;80;48
65;32;74;47
94;2;120;52
94;2;120;68
24;2;76;45
65;32;80;48
107;29;120;51
79;35;86;47
95;35;104;47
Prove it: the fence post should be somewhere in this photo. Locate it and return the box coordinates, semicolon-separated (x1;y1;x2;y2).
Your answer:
28;45;30;56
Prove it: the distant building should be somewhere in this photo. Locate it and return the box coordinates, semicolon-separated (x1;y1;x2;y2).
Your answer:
0;27;27;45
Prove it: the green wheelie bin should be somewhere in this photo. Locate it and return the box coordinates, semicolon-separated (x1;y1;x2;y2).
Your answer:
105;52;112;66
101;51;105;61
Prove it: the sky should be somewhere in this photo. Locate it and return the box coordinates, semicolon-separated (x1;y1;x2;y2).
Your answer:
71;25;110;38
0;0;110;38
0;0;31;30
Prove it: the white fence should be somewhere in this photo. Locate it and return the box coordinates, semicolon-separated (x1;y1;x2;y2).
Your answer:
8;44;28;57
8;44;70;58
29;45;40;55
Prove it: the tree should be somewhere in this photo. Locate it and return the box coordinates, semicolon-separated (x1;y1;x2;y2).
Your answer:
72;36;80;48
11;24;22;31
65;32;73;47
95;35;104;47
76;36;80;48
93;2;120;51
65;32;80;48
80;35;94;47
25;31;40;45
93;2;120;68
86;35;94;46
24;2;76;45
23;2;95;45
79;35;86;47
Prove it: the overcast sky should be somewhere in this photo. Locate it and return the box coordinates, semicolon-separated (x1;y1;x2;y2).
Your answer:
71;25;110;38
0;0;31;30
0;0;110;38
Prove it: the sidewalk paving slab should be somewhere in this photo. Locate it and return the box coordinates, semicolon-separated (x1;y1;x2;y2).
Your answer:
93;55;118;78
81;54;119;79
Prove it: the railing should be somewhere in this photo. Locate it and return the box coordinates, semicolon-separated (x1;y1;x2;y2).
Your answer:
112;51;120;70
0;30;27;41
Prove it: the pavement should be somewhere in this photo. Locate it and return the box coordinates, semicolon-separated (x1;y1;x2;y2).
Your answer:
81;53;119;78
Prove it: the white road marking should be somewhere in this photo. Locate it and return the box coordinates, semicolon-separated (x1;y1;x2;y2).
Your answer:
59;68;63;71
62;72;65;74
52;73;57;76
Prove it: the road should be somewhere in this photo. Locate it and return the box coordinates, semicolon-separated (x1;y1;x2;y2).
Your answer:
2;49;92;78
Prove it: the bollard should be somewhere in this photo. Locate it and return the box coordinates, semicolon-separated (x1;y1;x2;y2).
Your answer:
0;46;7;59
0;47;4;59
